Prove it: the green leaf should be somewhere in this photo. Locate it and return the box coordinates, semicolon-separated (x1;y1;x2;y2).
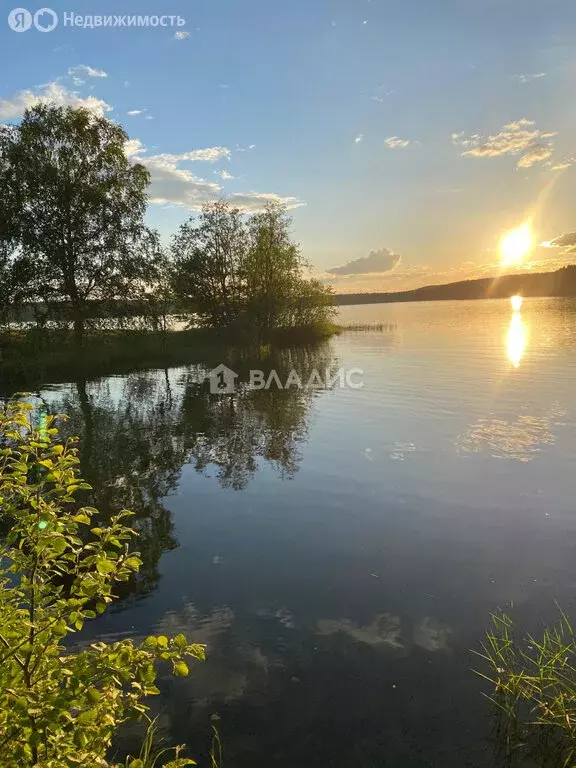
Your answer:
87;688;101;703
51;537;68;555
77;709;98;725
174;661;190;677
96;558;116;575
174;633;187;649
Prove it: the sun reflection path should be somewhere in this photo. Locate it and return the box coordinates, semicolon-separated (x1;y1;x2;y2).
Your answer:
507;305;527;368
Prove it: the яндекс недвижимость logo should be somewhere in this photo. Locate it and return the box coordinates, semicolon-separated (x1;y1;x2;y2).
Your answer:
7;9;186;31
8;7;58;31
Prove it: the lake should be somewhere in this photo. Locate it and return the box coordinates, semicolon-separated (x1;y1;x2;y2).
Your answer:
28;298;576;766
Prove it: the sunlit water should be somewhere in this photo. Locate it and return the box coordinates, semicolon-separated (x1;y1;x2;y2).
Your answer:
27;299;576;765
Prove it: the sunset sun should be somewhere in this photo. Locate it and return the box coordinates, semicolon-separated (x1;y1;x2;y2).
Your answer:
500;221;533;267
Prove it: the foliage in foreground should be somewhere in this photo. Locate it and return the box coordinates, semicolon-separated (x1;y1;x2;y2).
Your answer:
0;399;204;767
479;609;576;767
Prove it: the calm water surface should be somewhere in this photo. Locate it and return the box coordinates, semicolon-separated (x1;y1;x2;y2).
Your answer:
36;299;576;766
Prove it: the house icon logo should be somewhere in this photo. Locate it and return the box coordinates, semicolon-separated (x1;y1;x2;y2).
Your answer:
208;364;238;394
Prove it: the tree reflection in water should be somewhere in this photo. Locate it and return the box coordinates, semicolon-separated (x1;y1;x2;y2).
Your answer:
39;342;338;597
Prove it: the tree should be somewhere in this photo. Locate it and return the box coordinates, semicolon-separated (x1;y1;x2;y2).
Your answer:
171;200;246;328
140;248;176;333
170;199;335;336
285;277;336;330
0;399;203;766
241;202;336;335
0;104;158;344
242;202;302;333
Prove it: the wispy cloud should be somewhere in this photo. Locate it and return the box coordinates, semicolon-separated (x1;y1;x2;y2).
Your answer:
125;140;303;212
385;136;412;149
215;169;235;180
354;133;364;144
453;119;556;168
127;109;145;116
174;30;190;40
150;147;232;164
516;143;554;168
515;72;546;84
68;65;108;79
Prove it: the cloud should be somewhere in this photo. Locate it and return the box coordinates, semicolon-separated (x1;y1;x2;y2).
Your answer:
354;133;364;144
225;192;304;211
174;30;190;40
0;81;112;119
328;248;401;276
385;136;411;149
149;147;232;164
127;109;145;116
454;119;556;169
370;87;395;103
541;232;576;248
515;72;546;83
125;141;304;212
68;65;108;79
550;158;574;171
516;143;554;167
0;73;303;215
124;138;146;158
144;158;222;209
451;131;482;149
215;169;234;180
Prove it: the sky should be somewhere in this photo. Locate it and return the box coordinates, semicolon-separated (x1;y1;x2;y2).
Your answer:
2;0;576;292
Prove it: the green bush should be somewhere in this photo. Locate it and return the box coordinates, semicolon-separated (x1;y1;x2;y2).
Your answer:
0;398;204;767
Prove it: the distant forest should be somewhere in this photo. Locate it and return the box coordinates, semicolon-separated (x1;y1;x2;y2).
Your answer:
336;264;576;305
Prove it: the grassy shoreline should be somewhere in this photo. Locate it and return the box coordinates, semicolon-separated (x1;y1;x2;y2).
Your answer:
0;324;340;390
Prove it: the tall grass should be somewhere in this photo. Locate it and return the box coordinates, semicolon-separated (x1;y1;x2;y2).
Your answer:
123;717;221;768
477;608;576;767
123;717;195;768
336;322;397;333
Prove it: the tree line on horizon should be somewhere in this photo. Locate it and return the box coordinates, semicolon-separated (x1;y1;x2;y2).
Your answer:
0;104;335;345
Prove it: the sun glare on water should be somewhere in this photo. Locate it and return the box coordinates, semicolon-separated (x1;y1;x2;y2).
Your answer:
500;222;533;266
511;295;523;311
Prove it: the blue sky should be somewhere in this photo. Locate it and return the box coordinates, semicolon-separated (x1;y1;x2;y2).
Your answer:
2;0;576;291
